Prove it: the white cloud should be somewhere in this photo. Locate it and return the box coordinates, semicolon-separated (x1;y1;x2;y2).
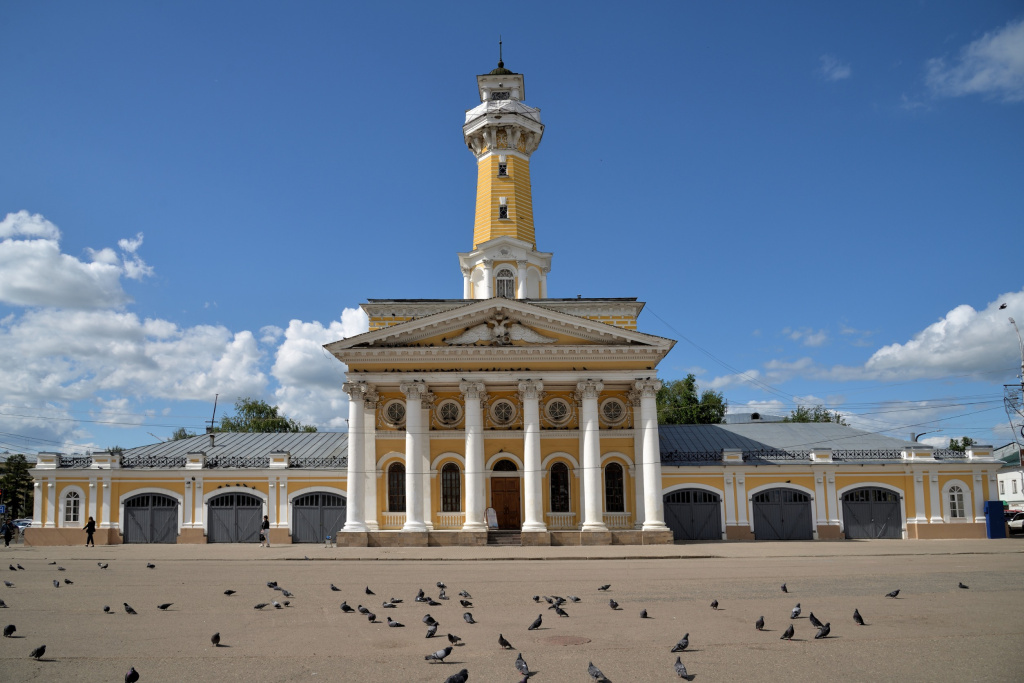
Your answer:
818;54;852;81
784;327;829;347
925;18;1024;102
0;211;60;239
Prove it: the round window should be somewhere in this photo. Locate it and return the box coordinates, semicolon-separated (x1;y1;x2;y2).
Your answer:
545;398;570;424
600;398;626;425
437;399;462;426
383;400;406;427
491;399;516;425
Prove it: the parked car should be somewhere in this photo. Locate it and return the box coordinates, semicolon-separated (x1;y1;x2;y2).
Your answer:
1008;513;1024;535
11;519;32;530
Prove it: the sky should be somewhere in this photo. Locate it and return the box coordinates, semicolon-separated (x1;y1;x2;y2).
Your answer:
1;2;1023;456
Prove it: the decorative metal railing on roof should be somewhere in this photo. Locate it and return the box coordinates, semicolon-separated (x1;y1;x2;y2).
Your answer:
57;455;93;469
120;454;189;469
661;451;722;464
933;449;967;459
205;454;270;469
832;449;904;461
743;449;811;461
289;455;348;468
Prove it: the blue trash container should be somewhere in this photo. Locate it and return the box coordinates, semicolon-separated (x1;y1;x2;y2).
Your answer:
983;501;1006;539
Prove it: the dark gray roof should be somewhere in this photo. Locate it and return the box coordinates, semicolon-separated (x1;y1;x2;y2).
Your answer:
722;412;786;424
125;432;347;459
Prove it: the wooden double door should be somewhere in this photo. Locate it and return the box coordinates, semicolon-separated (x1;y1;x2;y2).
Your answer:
491;477;521;529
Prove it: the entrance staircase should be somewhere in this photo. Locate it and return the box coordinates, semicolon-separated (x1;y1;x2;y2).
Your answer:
487;530;521;546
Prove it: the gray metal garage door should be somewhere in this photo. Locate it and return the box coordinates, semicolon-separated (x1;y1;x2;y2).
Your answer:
207;493;262;543
123;494;178;544
752;488;813;540
292;492;347;543
664;489;722;540
842;487;902;539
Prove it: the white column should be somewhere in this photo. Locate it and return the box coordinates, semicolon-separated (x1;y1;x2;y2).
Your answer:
343;382;369;532
723;474;736;527
401;382;427;531
913;471;926;523
814;474;827;528
45;477;56;527
32;481;42;525
629;392;645;529
100;476;112;529
519;380;545;531
183;479;193;527
461;382;487;530
635;379;668;531
193;479;204;529
736;475;748;527
278;478;288;530
420;396;434;530
516;260;528;299
89;479;99;524
462;268;472;299
929;472;942;522
973;474;985;523
578;380;606;531
826;474;839;525
363;393;379;531
481;259;493;298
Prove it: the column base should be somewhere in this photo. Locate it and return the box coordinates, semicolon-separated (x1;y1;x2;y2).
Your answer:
461;522;487;531
402;522;428;532
581;523;609;532
641;522;670;532
521;522;548;533
343;522;369;533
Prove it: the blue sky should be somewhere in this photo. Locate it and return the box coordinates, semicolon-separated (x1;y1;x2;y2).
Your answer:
2;2;1023;455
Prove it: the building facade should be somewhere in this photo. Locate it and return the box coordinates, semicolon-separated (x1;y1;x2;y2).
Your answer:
26;59;1003;546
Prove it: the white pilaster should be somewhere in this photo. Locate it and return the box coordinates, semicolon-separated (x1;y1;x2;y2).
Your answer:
277;478;288;529
519;380;545;531
929;472;942;523
363;392;379;530
193;478;204;529
913;472;926;523
635;379;668;531
723;474;736;526
516;260;528;299
629;391;646;529
100;476;112;529
32;482;42;525
462;268;472;299
268;477;278;527
420;396;435;530
481;259;493;298
736;475;748;526
45;477;56;527
461;382;487;530
89;478;99;524
400;382;428;531
973;473;985;523
814;474;827;528
578;380;606;531
343;382;369;532
183;478;193;527
826;474;839;524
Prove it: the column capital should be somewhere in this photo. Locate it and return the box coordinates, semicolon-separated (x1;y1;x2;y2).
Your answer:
362;385;380;409
575;380;604;400
481;258;493;268
517;379;544;401
461;267;472;277
342;381;368;400
399;381;430;401
626;390;643;407
420;391;436;411
516;259;528;268
460;381;488;402
632;378;662;398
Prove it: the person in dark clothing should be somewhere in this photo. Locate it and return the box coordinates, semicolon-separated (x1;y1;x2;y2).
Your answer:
260;515;270;547
2;520;13;548
83;516;96;547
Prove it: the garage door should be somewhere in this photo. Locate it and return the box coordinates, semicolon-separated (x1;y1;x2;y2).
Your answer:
207;493;262;543
752;488;813;540
292;492;347;543
123;494;178;544
842;487;902;539
664;489;722;540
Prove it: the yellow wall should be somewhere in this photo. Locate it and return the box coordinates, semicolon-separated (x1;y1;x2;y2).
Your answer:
474;155;534;248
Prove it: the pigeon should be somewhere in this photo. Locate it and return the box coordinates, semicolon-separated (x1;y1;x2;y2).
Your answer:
791;603;801;619
958;582;969;589
568;595;581;603
253;603;268;610
554;606;569;617
853;608;865;625
498;633;514;649
781;583;788;593
543;596;554;605
103;606;111;613
674;656;689;679
780;624;794;640
340;602;354;613
0;599;6;608
439;588;448;600
272;586;284;592
330;584;340;592
808;612;823;629
157;603;173;611
124;603;138;615
357;605;370;615
528;614;542;630
815;622;831;639
515;653;530;676
608;599;619;610
1000;303;1008;309
211;632;221;646
885;589;900;598
29;644;46;660
445;669;469;683
57;566;65;571
598;584;611;591
366;612;376;623
223;590;236;596
425;645;453;662
281;590;293;598
532;595;540;603
427;598;441;606
53;580;60;588
710;599;718;610
416;589;425;601
8;565;14;572
389;597;403;604
463;612;476;624
387;617;404;627
48;562;56;565
284;601;291;607
640;609;649;618
125;666;140;683
460;599;473;608
671;634;689;652
423;614;437;626
587;661;609;681
365;586;375;595
146;563;155;569
459;590;472;598
272;601;282;609
3;624;14;637
447;633;461;646
266;582;277;588
382;601;397;609
755;616;764;631
98;563;108;569
3;581;13;588
436;581;446;590
426;623;438;638
16;565;24;571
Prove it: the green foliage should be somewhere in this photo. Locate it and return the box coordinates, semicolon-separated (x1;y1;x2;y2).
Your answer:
106;446;125;456
217;398;317;433
0;454;34;519
656;374;727;425
947;436;976;452
783;405;848;426
170;427;197;441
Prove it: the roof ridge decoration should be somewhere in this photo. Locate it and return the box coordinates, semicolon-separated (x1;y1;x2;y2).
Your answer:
445;313;556;346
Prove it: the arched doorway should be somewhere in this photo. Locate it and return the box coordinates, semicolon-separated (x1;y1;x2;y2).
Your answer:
842;487;902;539
491;458;520;529
207;492;262;543
123;493;178;544
663;489;722;541
292;492;347;543
751;488;813;540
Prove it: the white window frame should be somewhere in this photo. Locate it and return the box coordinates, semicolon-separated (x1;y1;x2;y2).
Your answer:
942;480;971;522
494;268;516;299
60;486;85;527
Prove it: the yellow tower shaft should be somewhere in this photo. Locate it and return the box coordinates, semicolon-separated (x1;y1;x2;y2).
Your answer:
473;154;535;250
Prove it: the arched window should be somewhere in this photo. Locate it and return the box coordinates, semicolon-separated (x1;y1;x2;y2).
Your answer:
604;462;625;513
388;463;406;512
948;484;965;519
494;459;518;472
441;463;461;512
495;268;516;298
63;490;81;525
550;462;570;513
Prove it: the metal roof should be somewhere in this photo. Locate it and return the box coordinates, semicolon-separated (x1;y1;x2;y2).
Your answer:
124;432;348;461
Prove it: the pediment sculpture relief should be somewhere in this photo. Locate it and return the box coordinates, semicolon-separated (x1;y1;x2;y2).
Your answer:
445;314;557;346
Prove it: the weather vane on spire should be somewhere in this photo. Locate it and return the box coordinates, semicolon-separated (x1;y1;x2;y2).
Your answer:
498;35;504;67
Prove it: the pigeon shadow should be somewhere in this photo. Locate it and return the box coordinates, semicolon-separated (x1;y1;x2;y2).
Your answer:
214;644;232;648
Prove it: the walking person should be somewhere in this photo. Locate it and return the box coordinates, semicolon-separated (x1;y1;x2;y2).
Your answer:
2;519;13;548
83;516;96;547
260;515;270;547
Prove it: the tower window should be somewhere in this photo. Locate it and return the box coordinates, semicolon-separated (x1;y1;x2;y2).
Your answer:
498;205;509;219
497;163;508;177
491;91;510;100
495;268;515;299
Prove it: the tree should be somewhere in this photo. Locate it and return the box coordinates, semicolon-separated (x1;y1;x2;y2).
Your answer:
0;454;34;520
170;427;196;441
783;405;848;426
217;398;317;433
656;374;727;425
948;436;975;452
106;446;125;456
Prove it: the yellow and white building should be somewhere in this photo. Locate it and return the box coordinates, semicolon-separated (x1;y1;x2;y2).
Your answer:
27;58;1003;546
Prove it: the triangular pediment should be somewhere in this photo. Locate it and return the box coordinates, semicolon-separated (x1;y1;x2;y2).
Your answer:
325;298;674;353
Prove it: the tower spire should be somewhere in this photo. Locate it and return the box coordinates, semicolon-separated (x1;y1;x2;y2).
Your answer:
498;36;503;68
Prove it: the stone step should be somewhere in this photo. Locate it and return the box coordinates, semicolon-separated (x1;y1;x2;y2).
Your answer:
487;531;522;546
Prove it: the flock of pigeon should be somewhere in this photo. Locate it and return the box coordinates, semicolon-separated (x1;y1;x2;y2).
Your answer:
1;556;974;681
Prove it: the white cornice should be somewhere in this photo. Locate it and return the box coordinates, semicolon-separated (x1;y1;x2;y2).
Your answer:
352;369;658;386
339;344;670;364
375;429;635;441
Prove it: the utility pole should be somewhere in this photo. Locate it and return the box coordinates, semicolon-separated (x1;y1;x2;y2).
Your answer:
1004;318;1024;466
